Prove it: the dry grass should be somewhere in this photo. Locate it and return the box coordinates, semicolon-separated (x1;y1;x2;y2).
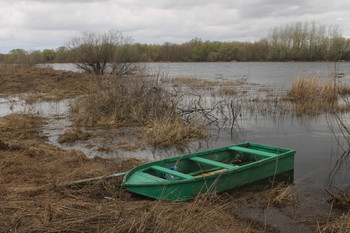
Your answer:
286;76;350;116
259;183;298;208
173;76;219;90
0;65;90;102
71;74;211;148
71;74;173;127
326;186;350;210
140;116;209;148
318;212;350;233
0;113;46;141
0;113;270;233
58;127;92;144
173;76;248;96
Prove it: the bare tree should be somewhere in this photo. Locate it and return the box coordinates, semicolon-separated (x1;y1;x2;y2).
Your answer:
66;30;136;75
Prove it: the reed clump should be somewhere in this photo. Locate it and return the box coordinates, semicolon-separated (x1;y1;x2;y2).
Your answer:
260;183;298;208
286;76;350;115
58;127;92;144
326;186;350;210
0;114;46;140
319;212;350;233
140;116;209;148
173;76;219;90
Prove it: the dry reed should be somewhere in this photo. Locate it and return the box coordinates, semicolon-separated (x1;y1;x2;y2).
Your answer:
318;212;350;233
259;183;298;208
140;116;209;148
58;127;92;144
71;74;212;147
286;76;350;116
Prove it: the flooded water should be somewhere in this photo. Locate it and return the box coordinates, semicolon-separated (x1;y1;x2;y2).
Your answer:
46;62;350;194
51;61;350;88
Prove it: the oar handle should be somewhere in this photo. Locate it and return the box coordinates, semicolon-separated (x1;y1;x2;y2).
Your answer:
59;172;127;187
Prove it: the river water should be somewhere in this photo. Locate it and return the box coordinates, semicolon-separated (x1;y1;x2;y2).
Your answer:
51;61;350;88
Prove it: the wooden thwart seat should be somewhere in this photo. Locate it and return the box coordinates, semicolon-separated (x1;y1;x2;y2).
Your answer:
228;146;277;157
194;169;227;178
150;165;193;179
189;157;236;170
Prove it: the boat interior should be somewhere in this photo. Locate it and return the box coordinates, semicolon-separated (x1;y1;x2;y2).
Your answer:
138;144;284;181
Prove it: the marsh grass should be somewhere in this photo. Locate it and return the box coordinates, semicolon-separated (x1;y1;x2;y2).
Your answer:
326;186;350;210
318;212;350;233
0;113;46;140
173;76;219;90
286;76;350;116
58;127;92;144
173;76;249;96
71;74;174;127
140;115;209;148
0;65;89;102
259;183;298;208
70;74;222;147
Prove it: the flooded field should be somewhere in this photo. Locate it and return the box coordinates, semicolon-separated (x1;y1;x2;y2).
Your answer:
47;62;350;193
1;63;350;233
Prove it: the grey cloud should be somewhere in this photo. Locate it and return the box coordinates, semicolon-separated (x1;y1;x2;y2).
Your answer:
1;0;350;53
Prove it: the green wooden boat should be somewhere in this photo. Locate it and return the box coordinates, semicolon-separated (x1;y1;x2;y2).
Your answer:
122;142;296;201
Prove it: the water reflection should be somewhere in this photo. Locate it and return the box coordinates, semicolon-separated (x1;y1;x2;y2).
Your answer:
0;97;70;117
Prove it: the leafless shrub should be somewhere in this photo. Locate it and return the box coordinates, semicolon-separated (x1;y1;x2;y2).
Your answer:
66;30;137;75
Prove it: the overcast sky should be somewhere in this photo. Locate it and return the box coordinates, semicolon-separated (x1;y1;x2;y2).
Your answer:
1;0;350;53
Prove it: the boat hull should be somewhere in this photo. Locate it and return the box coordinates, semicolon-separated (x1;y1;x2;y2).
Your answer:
123;143;295;201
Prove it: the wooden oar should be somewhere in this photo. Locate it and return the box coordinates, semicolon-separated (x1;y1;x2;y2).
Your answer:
59;172;127;187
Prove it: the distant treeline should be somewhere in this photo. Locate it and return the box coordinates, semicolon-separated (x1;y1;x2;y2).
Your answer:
1;22;350;64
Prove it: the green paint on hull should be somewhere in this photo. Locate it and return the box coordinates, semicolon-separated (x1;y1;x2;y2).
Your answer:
122;142;296;201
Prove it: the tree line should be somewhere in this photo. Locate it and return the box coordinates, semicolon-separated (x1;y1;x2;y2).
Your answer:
1;22;350;65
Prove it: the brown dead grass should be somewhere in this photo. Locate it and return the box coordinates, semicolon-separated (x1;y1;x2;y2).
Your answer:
71;75;210;148
259;183;298;208
0;65;90;101
286;76;350;116
70;74;173;127
58;127;92;144
326;186;350;210
0;113;46;141
173;76;219;90
140;116;209;148
318;212;350;233
0;113;272;233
